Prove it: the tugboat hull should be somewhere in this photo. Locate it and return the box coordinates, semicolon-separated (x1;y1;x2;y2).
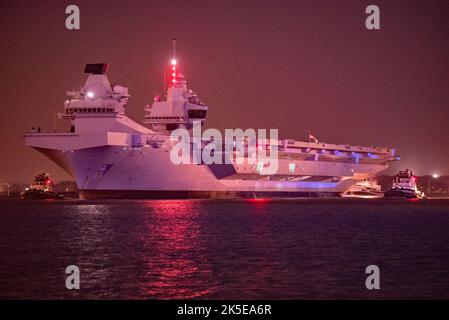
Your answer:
383;188;424;199
21;190;63;200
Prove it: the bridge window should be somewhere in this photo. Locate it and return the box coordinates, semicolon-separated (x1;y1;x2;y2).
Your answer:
188;109;207;119
166;123;178;131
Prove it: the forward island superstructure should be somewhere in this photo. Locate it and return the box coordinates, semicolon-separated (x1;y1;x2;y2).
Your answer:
24;41;399;199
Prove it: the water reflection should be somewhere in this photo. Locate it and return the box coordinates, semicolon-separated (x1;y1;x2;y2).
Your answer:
62;204;128;298
2;199;448;299
138;200;218;299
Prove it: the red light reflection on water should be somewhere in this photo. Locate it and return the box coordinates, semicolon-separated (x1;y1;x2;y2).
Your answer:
138;200;217;299
247;198;271;203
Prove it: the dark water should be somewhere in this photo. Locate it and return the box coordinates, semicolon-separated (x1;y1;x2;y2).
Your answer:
0;198;448;299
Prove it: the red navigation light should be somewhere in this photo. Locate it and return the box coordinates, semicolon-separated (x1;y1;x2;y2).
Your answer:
411;177;416;182
169;39;178;87
170;59;177;85
46;179;51;185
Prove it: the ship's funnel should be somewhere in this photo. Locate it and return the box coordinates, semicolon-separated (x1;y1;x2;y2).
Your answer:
84;63;109;74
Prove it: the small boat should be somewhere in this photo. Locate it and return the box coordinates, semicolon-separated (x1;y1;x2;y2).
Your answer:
342;176;383;198
383;169;425;199
21;173;64;200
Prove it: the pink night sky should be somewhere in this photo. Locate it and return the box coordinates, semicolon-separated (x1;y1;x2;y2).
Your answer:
0;0;448;182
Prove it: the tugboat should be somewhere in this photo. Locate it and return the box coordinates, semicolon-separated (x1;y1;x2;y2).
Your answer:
342;176;383;198
21;173;64;200
383;169;425;199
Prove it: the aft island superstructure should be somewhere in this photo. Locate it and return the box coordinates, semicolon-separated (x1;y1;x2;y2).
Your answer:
24;41;399;199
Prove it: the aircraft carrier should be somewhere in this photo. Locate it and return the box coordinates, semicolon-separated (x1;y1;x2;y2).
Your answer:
24;41;399;199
